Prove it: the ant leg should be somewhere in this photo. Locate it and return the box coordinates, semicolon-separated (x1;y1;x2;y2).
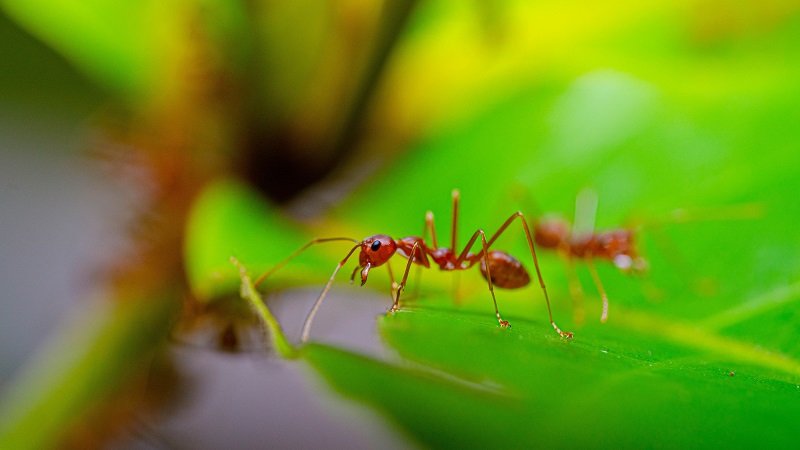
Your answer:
664;203;763;224
559;252;585;327
411;210;438;300
300;243;361;342
471;212;573;338
630;203;762;298
477;229;510;327
254;237;360;287
425;210;439;249
349;265;360;284
450;189;460;251
386;263;399;297
450;189;466;305
584;255;609;323
430;195;465;304
390;242;420;313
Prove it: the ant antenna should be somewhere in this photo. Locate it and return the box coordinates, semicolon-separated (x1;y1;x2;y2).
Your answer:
300;243;361;342
251;237;360;343
253;237;359;287
451;189;460;251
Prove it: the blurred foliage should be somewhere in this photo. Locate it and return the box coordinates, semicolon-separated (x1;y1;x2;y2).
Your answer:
2;0;800;447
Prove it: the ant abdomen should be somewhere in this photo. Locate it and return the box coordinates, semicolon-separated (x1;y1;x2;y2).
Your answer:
480;250;531;289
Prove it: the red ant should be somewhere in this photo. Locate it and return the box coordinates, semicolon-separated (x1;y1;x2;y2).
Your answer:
530;188;761;324
254;190;573;342
531;189;646;324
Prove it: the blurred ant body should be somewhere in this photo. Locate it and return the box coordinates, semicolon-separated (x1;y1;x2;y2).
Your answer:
534;220;646;324
529;189;649;324
530;188;760;324
255;190;573;342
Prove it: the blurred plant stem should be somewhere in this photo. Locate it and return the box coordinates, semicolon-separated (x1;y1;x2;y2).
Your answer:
242;0;419;203
328;0;418;171
231;257;297;358
0;1;422;446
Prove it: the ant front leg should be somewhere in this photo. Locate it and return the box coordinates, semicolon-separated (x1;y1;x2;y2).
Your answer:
584;255;610;323
560;252;586;327
411;210;438;301
453;228;511;327
391;242;421;313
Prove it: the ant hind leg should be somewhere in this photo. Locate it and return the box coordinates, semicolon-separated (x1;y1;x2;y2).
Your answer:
478;229;511;327
585;256;609;323
560;253;586;327
482;212;573;338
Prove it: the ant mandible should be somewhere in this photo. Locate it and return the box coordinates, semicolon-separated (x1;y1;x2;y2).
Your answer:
254;190;573;342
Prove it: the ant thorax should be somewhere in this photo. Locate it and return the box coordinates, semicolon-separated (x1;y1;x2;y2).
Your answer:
533;217;571;250
429;247;472;270
395;236;432;267
574;230;647;273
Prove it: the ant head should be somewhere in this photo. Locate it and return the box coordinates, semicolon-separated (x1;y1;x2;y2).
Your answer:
534;216;570;249
357;234;397;285
598;231;648;274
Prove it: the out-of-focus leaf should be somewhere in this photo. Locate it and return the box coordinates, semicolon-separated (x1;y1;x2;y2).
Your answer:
0;0;248;107
304;308;800;449
372;0;800;151
184;179;365;302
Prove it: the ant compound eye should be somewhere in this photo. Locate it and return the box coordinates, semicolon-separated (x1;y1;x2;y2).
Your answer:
360;235;396;267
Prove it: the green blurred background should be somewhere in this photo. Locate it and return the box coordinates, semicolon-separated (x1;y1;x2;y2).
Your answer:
1;0;799;448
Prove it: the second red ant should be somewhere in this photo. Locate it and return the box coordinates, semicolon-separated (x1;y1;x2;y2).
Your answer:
532;189;646;324
254;190;573;342
530;188;761;324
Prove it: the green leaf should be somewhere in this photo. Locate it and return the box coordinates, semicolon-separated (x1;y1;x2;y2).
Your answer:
233;68;800;448
302;308;800;448
230;256;297;358
185;178;367;302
